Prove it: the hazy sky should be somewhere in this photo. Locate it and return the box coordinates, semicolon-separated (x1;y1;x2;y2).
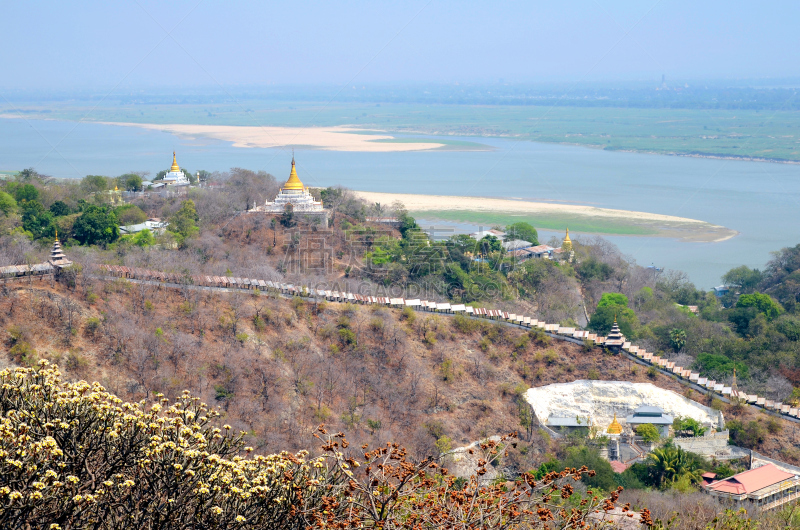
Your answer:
2;1;798;90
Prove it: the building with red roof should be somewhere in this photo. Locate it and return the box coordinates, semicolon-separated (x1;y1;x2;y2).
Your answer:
609;460;630;474
704;464;800;512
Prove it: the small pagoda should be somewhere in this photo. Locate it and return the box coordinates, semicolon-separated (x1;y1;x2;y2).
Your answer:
49;232;72;270
603;316;626;352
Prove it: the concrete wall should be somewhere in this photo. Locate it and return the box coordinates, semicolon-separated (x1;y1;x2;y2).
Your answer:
673;431;749;460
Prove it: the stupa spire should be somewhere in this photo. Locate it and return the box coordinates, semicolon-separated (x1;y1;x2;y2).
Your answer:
283;154;304;191
170;151;180;172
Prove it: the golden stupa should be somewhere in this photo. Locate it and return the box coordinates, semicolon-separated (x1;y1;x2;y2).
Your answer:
607;413;623;435
282;157;304;191
562;228;573;249
170;151;180;172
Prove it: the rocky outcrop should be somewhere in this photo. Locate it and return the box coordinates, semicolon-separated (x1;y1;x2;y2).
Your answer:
525;380;723;432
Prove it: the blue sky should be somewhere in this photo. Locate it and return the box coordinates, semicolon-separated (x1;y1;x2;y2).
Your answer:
2;1;798;90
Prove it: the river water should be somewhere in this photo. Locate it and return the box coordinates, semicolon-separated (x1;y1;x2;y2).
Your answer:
2;117;799;288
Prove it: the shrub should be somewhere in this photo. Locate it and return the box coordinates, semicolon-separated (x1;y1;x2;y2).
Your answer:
424;331;437;346
587;368;600;380
513;334;530;353
452;314;478;333
543;349;559;365
401;306;416;323
766;417;783;434
338;328;357;346
319;324;335;339
9;342;37;366
635;423;661;443
369;318;384;331
728;419;766;448
647;365;658;379
478;337;491;352
65;351;89;373
435;435;453;455
440;359;455;381
529;329;551;346
84;317;101;337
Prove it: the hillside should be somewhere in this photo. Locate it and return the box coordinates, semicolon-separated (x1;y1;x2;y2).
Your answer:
3;276;798;473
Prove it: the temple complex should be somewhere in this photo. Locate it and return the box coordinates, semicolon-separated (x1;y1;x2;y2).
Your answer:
258;157;328;225
162;152;190;185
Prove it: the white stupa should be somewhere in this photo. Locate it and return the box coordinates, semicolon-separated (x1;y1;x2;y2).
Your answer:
162;151;189;185
263;156;324;214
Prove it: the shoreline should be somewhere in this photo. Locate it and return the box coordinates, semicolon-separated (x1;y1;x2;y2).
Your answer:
96;122;451;153
353;191;738;243
1;114;794;162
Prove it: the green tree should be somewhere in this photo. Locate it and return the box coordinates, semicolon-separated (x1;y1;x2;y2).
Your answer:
673;416;708;438
20;201;55;239
648;446;703;489
73;205;119;246
48;200;71;217
0;191;17;216
169;200;199;238
560;445;616;491
635;423;661;443
598;292;629;308
576;257;613;282
692;352;748;379
280;203;295;228
736;292;783;320
12;183;39;203
669;328;686;352
505;222;538;246
81;175;110;194
587;305;637;337
132;229;155;247
722;265;764;294
114;204;148;225
477;235;502;255
119;173;144;191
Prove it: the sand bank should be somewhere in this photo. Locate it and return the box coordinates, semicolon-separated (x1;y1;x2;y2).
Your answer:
353;191;737;243
101;122;446;152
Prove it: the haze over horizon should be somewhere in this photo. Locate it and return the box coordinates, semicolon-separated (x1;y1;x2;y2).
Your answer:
2;1;799;91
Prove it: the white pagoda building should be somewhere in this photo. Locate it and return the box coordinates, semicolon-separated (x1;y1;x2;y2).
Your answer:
162;152;190;185
261;157;327;224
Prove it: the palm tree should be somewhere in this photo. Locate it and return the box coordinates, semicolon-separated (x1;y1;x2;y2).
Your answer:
648;446;703;488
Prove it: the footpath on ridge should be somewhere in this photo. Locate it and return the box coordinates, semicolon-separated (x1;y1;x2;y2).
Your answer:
90;264;800;426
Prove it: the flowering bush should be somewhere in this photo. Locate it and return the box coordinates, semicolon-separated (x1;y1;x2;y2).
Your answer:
0;362;633;529
0;362;343;529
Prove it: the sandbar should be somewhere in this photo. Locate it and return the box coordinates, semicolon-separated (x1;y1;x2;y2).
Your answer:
353;191;738;243
100;122;446;152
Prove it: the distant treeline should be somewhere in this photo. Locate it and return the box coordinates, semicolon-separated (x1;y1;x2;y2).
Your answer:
7;83;800;111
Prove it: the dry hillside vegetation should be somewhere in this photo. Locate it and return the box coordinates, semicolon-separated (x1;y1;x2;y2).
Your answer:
1;278;798;471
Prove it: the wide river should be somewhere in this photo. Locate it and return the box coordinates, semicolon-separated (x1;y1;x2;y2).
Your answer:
2;117;799;288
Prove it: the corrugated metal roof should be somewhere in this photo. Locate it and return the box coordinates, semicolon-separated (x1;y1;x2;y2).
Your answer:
707;464;794;496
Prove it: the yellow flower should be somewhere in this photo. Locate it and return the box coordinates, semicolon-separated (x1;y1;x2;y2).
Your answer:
235;515;246;522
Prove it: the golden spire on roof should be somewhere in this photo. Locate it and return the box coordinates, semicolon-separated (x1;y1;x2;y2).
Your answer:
607;413;622;435
564;228;571;244
283;155;304;191
170;151;180;172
